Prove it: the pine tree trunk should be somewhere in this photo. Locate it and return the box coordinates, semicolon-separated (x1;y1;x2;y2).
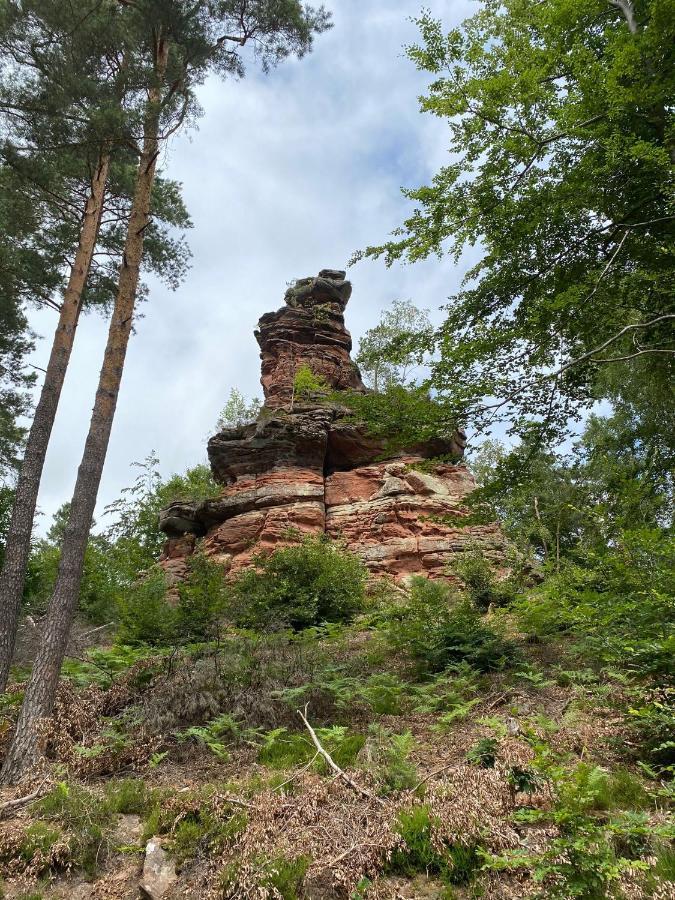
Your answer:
0;43;168;784
0;152;110;692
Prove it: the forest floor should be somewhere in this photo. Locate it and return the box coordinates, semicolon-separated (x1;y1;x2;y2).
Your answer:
0;613;673;900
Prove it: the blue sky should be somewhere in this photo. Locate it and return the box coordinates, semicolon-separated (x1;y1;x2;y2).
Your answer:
26;0;481;532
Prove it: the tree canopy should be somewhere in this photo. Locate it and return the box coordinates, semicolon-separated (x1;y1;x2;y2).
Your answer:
355;0;674;443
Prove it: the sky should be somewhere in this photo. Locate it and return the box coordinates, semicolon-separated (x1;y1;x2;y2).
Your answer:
26;0;481;533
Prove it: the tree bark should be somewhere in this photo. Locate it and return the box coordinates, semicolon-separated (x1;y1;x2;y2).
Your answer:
0;41;169;784
0;152;110;692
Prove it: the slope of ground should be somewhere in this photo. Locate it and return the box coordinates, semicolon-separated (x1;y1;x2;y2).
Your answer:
1;589;673;900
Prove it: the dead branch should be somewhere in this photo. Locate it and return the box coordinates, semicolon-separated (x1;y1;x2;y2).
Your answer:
408;763;455;794
0;781;46;818
327;842;388;867
297;706;385;806
272;752;320;793
221;794;255;809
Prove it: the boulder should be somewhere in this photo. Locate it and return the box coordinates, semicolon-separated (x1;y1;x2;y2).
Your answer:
140;840;177;899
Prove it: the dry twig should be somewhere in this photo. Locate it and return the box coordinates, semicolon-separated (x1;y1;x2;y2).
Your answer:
297;706;385;806
408;763;455;794
0;781;46;818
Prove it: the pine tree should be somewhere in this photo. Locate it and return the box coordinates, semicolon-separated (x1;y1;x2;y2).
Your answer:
0;0;331;783
0;0;191;689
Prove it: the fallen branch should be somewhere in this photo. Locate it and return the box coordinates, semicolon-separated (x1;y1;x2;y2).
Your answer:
327;842;388;867
0;781;46;818
483;692;508;713
408;763;455;794
78;622;114;641
297;706;385;806
272;752;320;794
221;794;255;809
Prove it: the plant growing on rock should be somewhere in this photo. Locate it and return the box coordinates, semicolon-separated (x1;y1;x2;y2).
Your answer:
291;363;329;406
216;388;262;431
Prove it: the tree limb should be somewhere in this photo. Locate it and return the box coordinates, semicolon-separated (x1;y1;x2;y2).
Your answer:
608;0;639;33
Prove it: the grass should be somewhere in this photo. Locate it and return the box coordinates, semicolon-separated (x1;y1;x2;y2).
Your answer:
388;806;481;887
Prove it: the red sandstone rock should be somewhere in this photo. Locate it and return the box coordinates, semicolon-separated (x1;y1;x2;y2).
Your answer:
159;271;504;584
256;270;365;408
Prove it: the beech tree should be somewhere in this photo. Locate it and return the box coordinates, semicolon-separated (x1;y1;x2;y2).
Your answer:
0;0;191;690
356;300;433;391
355;0;674;444
216;388;262;430
0;0;331;783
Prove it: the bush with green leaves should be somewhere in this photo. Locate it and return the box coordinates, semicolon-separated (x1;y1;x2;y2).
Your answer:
216;387;262;430
340;383;463;458
292;363;329;402
24;523;121;625
221;854;310;898
116;553;228;647
175;713;246;761
466;737;499;769
515;528;674;680
170;804;247;865
362;726;419;795
116;567;175;646
387;576;519;674
175;552;228;641
230;535;367;631
104;454;219;582
485;760;670;899
257;725;364;773
454;547;520;610
32;782;115;875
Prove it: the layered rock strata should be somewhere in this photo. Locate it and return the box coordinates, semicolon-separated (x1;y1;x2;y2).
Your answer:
257;268;366;407
159;270;505;582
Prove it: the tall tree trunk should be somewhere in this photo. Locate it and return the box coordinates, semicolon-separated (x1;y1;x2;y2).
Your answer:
0;42;168;784
0;152;110;691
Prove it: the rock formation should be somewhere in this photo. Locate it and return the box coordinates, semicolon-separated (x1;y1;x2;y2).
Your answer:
159;270;507;582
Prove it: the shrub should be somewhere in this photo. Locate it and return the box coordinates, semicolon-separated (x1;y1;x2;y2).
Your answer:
230;535;367;631
486;758;670;898
292;363;328;401
388;806;440;877
362;726;419;795
221;854;310;899
175;713;246;760
513;529;675;679
170;807;247;865
387;577;519;674
105;778;156;816
454;548;519;610
19;823;61;863
116;568;174;646
257;725;364;772
35;782;114;875
466;737;499;768
175;553;228;641
628;688;675;777
117;554;228;647
62;645;163;688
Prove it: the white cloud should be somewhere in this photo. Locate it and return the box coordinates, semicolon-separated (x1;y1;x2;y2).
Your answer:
26;0;480;532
